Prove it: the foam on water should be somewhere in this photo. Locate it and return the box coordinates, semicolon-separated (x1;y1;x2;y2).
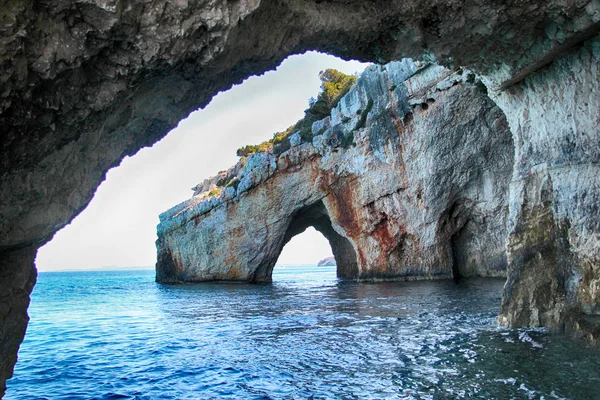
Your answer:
7;267;600;399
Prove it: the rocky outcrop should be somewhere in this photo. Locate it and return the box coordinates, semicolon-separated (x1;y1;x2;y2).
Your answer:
3;1;596;256
493;36;600;334
318;257;336;267
156;60;513;283
0;247;36;396
1;0;599;394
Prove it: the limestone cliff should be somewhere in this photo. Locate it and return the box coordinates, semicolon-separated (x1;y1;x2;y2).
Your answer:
492;37;600;333
156;60;513;283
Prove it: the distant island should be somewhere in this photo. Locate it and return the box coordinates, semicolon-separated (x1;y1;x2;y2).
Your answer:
317;256;336;267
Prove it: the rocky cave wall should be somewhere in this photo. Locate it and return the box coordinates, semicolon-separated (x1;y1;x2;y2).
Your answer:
493;36;600;335
1;0;599;395
156;60;514;283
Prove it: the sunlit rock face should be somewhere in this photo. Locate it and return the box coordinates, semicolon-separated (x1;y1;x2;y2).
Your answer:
1;0;599;394
156;60;513;283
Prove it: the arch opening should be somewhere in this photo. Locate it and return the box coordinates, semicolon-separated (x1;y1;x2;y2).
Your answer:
274;226;332;266
271;227;335;282
256;201;359;282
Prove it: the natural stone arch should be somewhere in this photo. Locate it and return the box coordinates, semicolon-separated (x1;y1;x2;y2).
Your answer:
156;60;515;286
254;200;359;282
1;0;600;394
1;1;597;255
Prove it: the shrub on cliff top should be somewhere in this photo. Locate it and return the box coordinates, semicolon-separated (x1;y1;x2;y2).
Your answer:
273;136;291;156
317;69;358;112
236;141;273;157
236;69;358;157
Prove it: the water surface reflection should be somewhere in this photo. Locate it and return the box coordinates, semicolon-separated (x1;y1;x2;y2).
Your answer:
8;267;600;399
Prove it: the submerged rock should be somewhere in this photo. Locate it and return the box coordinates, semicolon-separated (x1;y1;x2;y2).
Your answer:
156;60;513;283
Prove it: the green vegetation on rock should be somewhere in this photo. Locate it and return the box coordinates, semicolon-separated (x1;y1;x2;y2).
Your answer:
236;142;273;157
354;98;373;132
236;68;358;157
216;175;235;187
208;188;221;197
339;131;356;149
225;177;240;190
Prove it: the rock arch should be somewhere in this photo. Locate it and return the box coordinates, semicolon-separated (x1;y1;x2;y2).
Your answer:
156;60;514;285
254;200;359;282
1;0;599;394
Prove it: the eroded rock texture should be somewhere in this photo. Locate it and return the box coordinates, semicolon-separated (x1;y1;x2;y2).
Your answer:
1;0;599;395
156;60;513;283
0;248;36;396
2;0;596;254
493;36;600;338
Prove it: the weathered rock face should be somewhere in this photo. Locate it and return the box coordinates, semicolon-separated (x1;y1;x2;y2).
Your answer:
1;0;599;395
493;36;600;336
156;60;513;283
0;247;36;396
2;1;596;255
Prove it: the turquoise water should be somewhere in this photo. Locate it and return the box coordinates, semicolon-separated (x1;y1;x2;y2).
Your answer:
6;266;600;399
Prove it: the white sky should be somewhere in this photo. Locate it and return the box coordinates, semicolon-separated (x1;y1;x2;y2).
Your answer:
36;52;367;272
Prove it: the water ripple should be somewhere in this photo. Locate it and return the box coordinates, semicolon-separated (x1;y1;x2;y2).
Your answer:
6;268;600;399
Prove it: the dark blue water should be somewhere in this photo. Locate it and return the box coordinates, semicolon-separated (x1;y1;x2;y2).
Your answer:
7;267;600;399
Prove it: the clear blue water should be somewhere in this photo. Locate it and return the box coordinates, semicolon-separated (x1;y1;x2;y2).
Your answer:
6;266;600;399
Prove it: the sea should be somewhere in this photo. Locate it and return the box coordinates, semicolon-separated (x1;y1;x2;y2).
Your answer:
6;266;600;399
